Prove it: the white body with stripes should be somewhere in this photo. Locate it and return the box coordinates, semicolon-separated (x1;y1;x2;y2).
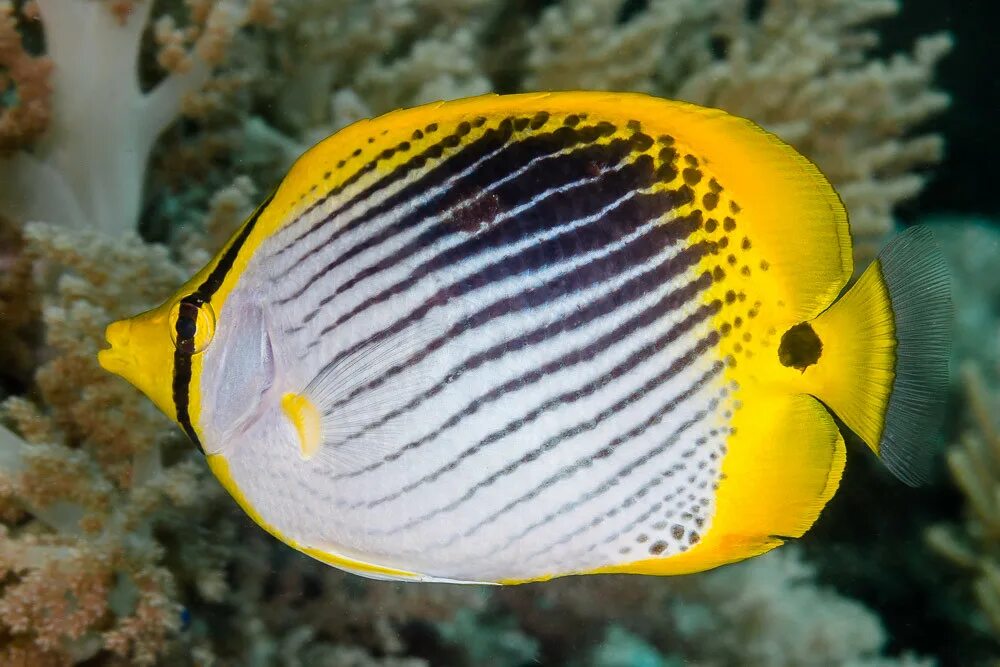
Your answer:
198;144;730;583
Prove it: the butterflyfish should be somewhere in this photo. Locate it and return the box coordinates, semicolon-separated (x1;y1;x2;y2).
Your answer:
98;93;951;584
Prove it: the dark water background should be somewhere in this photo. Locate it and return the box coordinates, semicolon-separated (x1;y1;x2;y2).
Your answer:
883;0;997;220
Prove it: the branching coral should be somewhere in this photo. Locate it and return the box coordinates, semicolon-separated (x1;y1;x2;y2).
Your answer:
526;0;950;263
0;1;52;155
496;547;931;666
0;0;273;235
0;224;222;665
928;364;1000;639
271;0;495;142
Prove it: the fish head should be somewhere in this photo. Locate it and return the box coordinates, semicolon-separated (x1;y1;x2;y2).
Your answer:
98;293;218;425
99;298;180;420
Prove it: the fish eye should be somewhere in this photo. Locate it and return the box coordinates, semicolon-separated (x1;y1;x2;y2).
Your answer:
168;298;217;354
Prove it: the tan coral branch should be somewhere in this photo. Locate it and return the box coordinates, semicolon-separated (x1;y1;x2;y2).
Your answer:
0;1;52;154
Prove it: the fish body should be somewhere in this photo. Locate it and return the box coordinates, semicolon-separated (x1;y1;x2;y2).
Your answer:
99;93;950;584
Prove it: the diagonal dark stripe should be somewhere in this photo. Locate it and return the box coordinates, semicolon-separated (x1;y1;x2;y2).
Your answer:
325;225;708;483
523;429;718;562
340;299;719;503
308;181;695;367
276;123;619;305
273;118;489;258
299;148;658;334
275;119;614;298
332;260;713;450
372;345;724;539
464;396;719;554
274;120;514;297
285;137;636;314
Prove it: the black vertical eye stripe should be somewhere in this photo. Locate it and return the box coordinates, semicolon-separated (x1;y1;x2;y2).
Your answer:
172;193;274;452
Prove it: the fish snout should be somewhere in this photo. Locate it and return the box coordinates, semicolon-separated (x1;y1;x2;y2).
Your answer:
98;319;134;378
96;306;181;421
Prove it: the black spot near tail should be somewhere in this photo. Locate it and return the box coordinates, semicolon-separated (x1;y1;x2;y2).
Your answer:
778;322;822;371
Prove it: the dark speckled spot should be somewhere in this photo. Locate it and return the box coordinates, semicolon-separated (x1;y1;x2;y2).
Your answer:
649;541;668;555
530;111;549;129
683;167;702;186
596;121;616;136
631;133;654;151
656;163;677;182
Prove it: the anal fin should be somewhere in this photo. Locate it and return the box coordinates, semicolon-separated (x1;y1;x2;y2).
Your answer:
599;392;845;576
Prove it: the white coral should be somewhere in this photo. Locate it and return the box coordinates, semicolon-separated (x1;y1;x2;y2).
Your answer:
0;0;260;235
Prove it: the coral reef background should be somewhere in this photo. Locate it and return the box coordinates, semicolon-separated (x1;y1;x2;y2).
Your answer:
0;0;994;665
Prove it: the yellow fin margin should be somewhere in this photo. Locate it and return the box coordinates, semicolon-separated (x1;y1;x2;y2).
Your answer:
590;393;845;576
206;455;422;580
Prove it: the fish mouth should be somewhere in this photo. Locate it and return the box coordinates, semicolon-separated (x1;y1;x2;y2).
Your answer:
97;320;132;378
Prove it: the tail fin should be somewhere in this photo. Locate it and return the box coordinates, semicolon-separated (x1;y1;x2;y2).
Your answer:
806;226;951;485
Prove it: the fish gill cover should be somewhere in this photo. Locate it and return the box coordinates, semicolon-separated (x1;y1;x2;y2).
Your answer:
0;0;989;665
